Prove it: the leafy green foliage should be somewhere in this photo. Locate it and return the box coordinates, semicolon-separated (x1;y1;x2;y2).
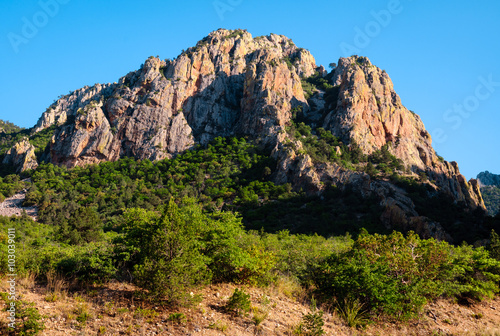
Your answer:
488;230;500;260
294;310;325;336
285;123;365;169
225;29;246;39
310;231;500;320
391;175;493;243
116;199;211;303
300;72;332;100
57;207;103;245
28;136;381;236
115;199;276;302
336;298;370;328
0;215;116;284
225;288;251;316
0;119;24;134
1;132;498;320
0;122;54;175
0;174;28;202
28;125;56;161
30;137;283;227
366;144;404;177
4;301;45;336
482;185;500;216
167;312;186;324
240;185;386;236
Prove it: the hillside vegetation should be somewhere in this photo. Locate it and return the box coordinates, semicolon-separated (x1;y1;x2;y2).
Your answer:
1;136;500;335
482;186;500;216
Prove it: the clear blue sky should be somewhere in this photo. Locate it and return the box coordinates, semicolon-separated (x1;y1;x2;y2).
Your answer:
0;0;499;179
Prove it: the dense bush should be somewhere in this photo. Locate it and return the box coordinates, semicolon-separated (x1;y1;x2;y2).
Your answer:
1;133;498;320
225;288;251;315
285;122;365;169
0;215;116;284
310;230;500;320
0;119;23;134
116;199;211;303
0;124;53;161
115;198;277;303
26;136;381;236
367;144;404;176
0;174;28;201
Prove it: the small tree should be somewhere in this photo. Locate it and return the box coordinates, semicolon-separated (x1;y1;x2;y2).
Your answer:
225;288;251;316
119;199;210;303
58;207;102;245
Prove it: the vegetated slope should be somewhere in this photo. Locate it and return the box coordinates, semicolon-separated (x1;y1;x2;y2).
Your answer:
478;171;500;216
0;28;493;242
2;208;500;335
0;119;23;134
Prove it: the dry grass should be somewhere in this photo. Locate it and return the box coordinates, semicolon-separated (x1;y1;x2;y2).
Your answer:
470;329;500;336
269;275;306;301
44;271;67;302
18;271;36;290
2;279;500;336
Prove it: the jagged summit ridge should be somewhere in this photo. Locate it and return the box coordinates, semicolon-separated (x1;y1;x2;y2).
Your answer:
3;29;487;239
34;29;318;166
478;171;500;187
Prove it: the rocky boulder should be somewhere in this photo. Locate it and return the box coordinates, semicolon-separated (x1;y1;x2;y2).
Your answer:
2;138;38;173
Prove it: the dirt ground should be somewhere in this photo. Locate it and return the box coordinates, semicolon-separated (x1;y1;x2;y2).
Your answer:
1;276;500;336
0;184;38;220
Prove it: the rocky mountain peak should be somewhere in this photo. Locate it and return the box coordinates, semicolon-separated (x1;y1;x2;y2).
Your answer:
31;29;322;168
3;30;489;240
325;55;434;169
478;171;500;187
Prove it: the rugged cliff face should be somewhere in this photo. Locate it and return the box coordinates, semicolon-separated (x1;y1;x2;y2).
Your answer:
35;29;316;167
2;138;38;173
10;29;487;240
320;56;484;210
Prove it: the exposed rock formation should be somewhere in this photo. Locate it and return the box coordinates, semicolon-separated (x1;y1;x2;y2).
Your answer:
7;29;487;239
2;138;38;173
478;171;500;187
35;29;316;167
320;56;484;210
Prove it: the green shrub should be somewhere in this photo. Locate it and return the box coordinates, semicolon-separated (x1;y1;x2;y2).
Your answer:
117;200;211;303
135;307;159;320
310;231;500;320
208;320;228;331
75;303;91;324
167;312;186;324
57;206;103;245
488;230;500;260
336;298;369;328
5;301;46;336
294;310;325;336
368;144;403;174
56;241;116;284
225;288;251;316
